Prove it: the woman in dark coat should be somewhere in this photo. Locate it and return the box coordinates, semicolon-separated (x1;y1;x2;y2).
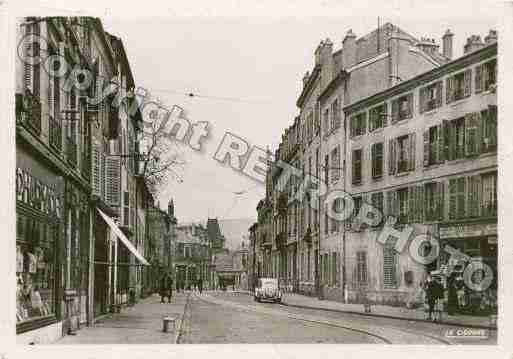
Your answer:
159;273;173;303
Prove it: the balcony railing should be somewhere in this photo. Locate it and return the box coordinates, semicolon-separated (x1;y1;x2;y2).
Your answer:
49;116;62;152
16;92;42;136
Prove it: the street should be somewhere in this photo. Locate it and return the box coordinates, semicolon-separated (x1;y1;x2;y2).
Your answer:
55;291;496;345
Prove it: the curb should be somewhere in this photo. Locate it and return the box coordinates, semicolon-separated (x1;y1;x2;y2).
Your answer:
229;291;496;330
174;293;190;344
281;302;497;331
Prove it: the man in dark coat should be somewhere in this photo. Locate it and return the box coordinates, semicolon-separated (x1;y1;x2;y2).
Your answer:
197;278;203;294
423;275;442;321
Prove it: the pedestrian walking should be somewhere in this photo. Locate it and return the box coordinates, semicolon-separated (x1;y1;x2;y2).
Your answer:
159;272;173;303
447;273;459;315
422;275;444;321
197;278;203;294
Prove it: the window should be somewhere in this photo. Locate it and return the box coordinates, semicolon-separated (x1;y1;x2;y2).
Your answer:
352;149;363;184
369;103;387;131
397;135;412;173
420;81;443;113
314;102;320;136
123;191;130;226
371;192;384;214
331;146;340;183
324;203;329;235
331;99;341;130
383;238;398;288
24;22;41;98
350;112;366;137
16;219;57;324
447;69;471;103
398;188;409;223
482;172;497;217
423;124;444;166
353;196;363;218
371;142;383;178
356;251;367;285
449;177;466;220
391;93;413;123
389;134;415;175
476;59;497;93
482;106;497;153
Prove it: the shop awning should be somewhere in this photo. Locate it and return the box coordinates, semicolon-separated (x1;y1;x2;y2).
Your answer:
97;208;150;266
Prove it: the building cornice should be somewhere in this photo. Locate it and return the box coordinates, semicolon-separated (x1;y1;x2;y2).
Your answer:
344;43;497;115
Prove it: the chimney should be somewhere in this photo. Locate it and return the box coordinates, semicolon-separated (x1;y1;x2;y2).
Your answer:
416;37;440;55
484;29;498;45
342;29;357;69
321;37;333;63
302;71;310;88
314;40;324;66
464;35;485;54
442;29;454;60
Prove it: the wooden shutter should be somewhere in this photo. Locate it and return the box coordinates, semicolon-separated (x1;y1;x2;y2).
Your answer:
457;177;466;218
475;64;483;94
419;87;426;114
407;93;414;118
465;113;478;156
436;82;443;108
105;156;121;206
436;181;445;221
382;103;388;127
408;133;416;171
91;143;102;196
391;99;399;124
408;186;416;223
448;179;457;220
388;139;396;175
463;69;472;97
436;123;444;163
423;129;430;167
446;77;453;104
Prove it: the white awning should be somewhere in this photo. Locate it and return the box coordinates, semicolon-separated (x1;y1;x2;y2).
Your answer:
97;208;150;266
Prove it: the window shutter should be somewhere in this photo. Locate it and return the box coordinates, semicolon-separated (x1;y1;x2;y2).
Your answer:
409;133;416;171
407;93;414;118
436;82;443;107
385;191;393;217
475;64;483;94
391;99;399;124
446;77;453;104
474;112;482;155
388;139;396;175
465;113;478;156
449;121;456;161
457;177;466;219
419;87;425;114
408;186;416;223
436;181;445;221
436;123;444;163
448;179;457;220
91;143;102;196
382;103;388;127
417;185;424;223
48;67;54;117
423;129;430;167
105;155;121;206
464;69;472;97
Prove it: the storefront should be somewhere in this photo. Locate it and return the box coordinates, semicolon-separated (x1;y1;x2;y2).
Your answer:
16;146;64;343
438;221;498;314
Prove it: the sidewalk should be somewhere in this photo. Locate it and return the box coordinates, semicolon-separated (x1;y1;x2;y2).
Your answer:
54;292;189;344
235;290;497;330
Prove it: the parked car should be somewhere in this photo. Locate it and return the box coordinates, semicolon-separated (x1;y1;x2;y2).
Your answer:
254;278;282;303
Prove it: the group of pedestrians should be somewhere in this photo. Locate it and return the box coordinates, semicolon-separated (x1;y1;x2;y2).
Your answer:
158;272;205;303
422;272;472;320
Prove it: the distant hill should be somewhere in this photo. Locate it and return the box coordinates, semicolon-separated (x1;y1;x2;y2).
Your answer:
217;218;255;251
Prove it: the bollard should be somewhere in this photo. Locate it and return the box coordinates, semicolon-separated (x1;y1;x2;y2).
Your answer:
163;316;175;333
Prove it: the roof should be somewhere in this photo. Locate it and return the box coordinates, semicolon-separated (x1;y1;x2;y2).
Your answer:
175;228;204;244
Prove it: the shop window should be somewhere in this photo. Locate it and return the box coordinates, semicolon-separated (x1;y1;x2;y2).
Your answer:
16;220;56;325
350;112;366;137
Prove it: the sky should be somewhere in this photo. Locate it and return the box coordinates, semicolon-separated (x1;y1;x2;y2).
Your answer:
73;1;504;224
